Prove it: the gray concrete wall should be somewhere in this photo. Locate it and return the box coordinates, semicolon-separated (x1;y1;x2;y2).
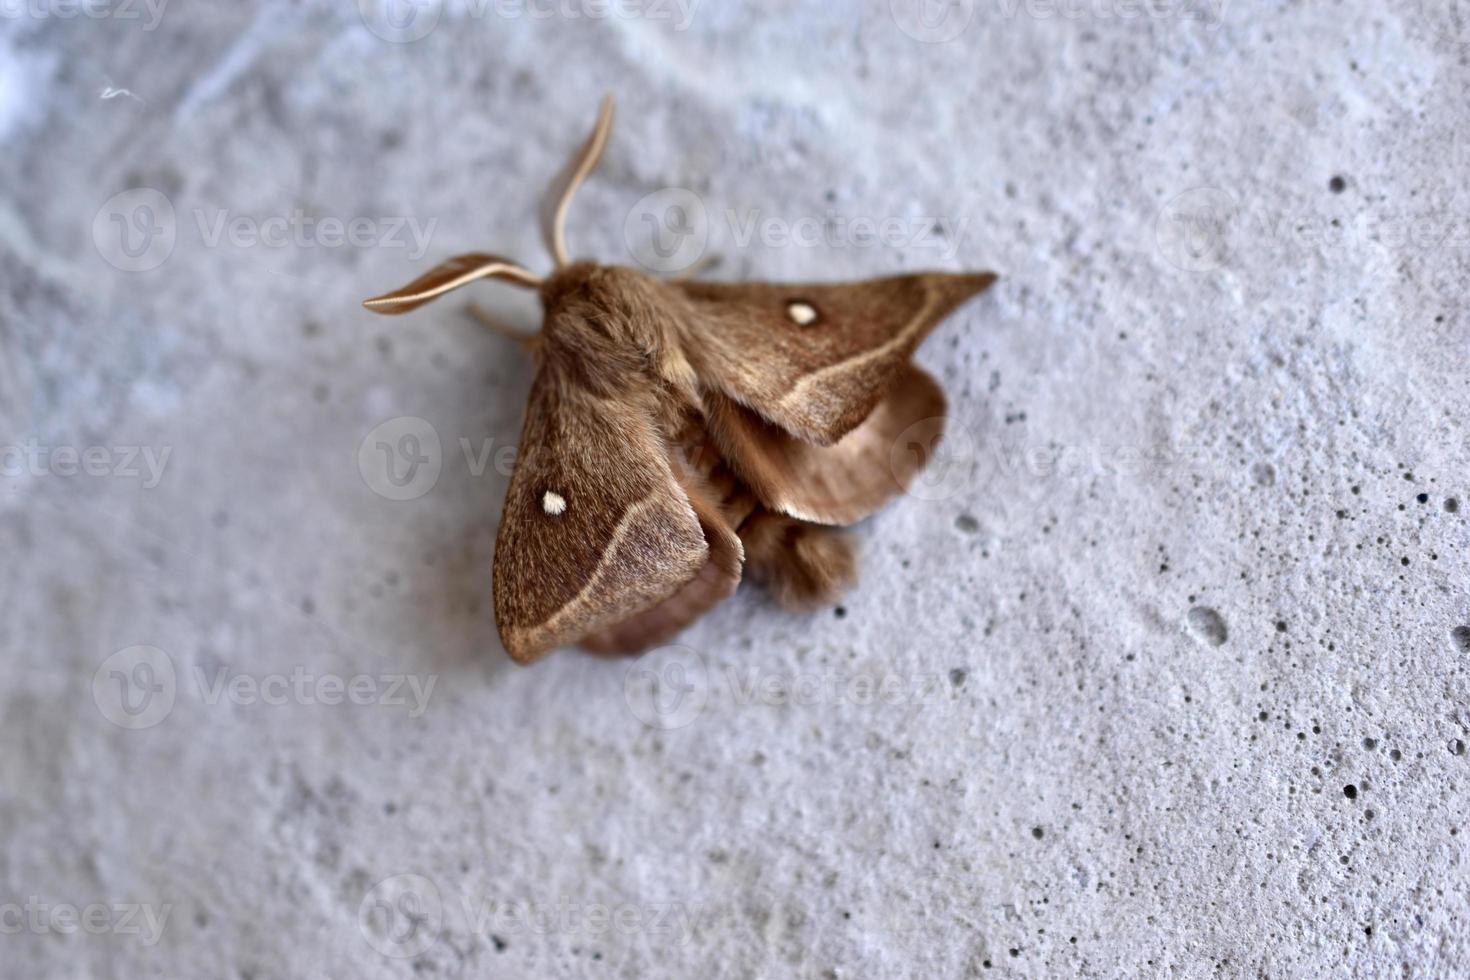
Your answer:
3;1;1469;976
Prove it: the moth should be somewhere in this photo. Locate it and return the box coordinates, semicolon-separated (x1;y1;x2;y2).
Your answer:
362;96;996;665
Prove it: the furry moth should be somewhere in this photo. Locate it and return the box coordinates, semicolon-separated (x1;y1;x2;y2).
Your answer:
362;96;997;665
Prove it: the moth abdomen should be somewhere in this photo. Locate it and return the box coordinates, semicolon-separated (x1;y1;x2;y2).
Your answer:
739;510;856;610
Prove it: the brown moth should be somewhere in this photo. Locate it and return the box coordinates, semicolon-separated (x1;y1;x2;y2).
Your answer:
362;96;997;665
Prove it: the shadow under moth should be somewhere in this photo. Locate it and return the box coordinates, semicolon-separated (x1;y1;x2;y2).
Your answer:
363;96;997;665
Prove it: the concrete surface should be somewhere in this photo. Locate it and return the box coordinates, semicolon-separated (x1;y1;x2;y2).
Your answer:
3;1;1470;976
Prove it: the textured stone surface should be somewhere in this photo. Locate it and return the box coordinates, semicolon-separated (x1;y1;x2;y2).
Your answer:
4;1;1470;976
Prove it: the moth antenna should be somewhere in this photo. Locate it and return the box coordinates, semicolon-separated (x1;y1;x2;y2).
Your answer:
540;94;614;269
361;253;541;316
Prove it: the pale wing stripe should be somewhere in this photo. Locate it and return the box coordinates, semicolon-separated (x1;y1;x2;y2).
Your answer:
505;492;703;652
774;287;946;416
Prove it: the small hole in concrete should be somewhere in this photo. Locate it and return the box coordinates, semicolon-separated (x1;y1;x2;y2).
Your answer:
1186;607;1228;647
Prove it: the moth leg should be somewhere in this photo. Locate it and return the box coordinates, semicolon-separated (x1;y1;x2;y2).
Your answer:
670;253;723;282
465;302;539;355
738;508;856;610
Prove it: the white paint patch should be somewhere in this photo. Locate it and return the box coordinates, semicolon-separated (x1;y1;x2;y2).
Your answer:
542;491;567;516
786;301;818;325
100;86;144;104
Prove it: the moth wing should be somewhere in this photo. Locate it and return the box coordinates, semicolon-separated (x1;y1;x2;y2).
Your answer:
675;271;995;446
577;473;744;654
675;271;992;524
492;355;709;664
704;363;948;525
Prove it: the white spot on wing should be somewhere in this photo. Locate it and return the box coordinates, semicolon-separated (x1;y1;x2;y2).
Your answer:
786;301;818;325
542;491;567;516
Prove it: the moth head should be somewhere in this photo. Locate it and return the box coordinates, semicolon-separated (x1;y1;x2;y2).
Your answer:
361;95;617;317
